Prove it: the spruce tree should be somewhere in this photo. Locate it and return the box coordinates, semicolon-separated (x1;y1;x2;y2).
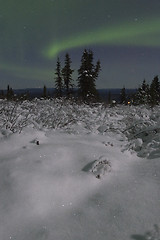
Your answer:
120;86;126;104
149;75;160;106
77;49;101;102
7;85;14;100
136;79;150;104
43;85;47;98
7;85;10;99
55;58;63;98
62;53;74;97
0;90;4;99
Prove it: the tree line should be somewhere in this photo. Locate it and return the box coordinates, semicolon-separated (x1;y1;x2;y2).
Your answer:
1;48;160;106
120;75;160;106
0;49;101;102
54;49;101;102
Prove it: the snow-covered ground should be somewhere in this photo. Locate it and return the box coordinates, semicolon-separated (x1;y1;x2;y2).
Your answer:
0;99;160;240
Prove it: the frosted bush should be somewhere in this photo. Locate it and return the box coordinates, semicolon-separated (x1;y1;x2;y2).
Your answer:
90;156;111;179
0;100;34;133
0;99;107;133
1;99;160;158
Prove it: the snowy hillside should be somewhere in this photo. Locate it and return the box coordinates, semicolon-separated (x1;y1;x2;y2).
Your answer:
0;99;160;240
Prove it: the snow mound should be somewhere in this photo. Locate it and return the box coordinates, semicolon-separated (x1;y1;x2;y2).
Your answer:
131;224;160;240
82;156;111;179
1;101;160;239
123;138;143;153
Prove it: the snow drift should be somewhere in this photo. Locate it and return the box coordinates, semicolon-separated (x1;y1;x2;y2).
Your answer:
0;99;160;240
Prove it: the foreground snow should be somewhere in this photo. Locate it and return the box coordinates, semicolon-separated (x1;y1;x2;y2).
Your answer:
0;100;160;240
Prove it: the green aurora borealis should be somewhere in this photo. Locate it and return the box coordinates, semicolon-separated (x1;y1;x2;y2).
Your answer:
1;0;160;88
45;17;160;58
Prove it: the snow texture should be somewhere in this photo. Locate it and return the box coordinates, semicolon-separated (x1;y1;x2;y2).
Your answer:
0;100;160;240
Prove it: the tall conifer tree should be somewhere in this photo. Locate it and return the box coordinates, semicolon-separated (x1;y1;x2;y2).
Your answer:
43;85;47;98
55;58;63;98
149;75;160;106
77;49;101;102
62;53;74;97
136;79;150;104
120;86;126;104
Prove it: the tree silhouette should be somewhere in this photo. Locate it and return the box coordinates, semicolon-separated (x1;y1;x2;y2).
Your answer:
62;53;74;97
149;75;160;106
43;85;47;98
77;49;101;102
55;58;63;98
120;86;126;104
135;80;150;105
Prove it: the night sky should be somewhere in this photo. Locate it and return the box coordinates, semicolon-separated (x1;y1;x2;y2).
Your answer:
1;0;160;89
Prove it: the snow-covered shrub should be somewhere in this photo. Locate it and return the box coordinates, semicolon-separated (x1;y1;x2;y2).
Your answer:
0;100;34;133
126;138;143;153
122;105;160;158
145;225;160;240
82;156;111;179
90;156;111;179
0;99;107;134
1;99;160;159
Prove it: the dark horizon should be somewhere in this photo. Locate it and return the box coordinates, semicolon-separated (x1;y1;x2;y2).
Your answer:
0;87;137;103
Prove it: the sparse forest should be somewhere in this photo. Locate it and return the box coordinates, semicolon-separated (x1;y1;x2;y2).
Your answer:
1;49;160;107
121;75;160;106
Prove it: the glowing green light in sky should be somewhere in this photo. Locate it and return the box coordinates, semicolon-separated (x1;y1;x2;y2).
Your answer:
44;18;160;59
0;63;53;82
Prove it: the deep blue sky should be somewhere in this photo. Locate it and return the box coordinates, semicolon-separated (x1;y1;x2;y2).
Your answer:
0;0;160;89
